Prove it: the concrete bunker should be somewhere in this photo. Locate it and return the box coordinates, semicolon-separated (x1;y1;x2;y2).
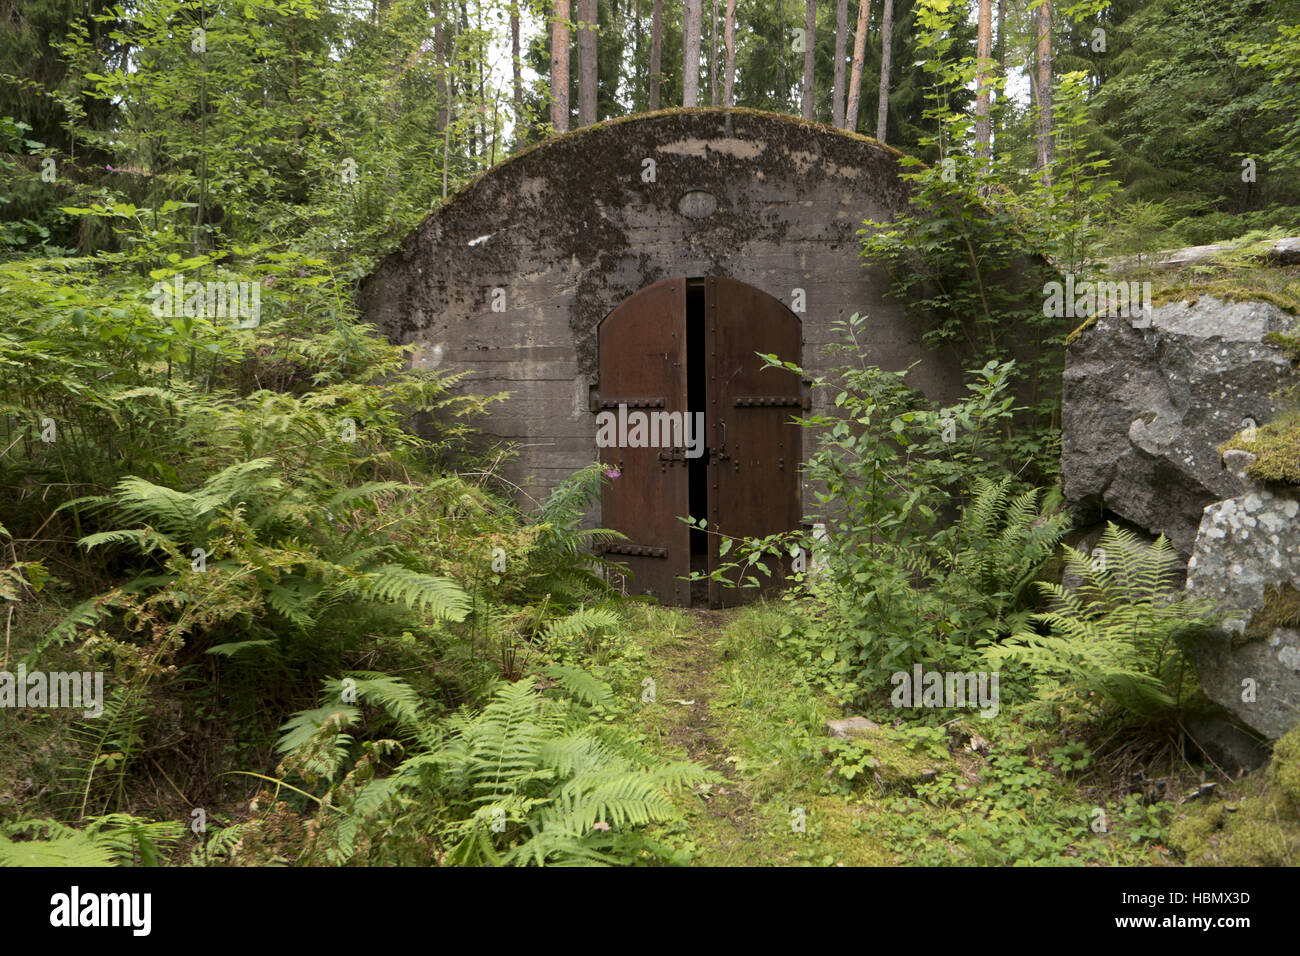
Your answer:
360;108;971;605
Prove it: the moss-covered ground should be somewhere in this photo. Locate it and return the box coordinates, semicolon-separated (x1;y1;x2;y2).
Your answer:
1170;725;1300;866
570;601;1256;866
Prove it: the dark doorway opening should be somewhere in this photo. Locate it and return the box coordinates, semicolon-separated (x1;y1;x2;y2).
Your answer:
686;278;708;605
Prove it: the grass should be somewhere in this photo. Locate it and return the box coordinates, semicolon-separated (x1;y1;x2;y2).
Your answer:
5;584;1286;867
584;600;1188;866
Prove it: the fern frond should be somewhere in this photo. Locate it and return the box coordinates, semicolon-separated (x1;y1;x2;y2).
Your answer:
0;825;116;867
360;565;470;621
992;522;1213;721
323;672;423;729
276;702;359;750
28;597;105;662
541;664;615;709
326;482;415;508
78;528;165;552
541;608;620;645
0;813;181;867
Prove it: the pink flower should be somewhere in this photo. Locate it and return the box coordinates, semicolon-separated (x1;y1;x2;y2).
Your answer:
604;468;620;479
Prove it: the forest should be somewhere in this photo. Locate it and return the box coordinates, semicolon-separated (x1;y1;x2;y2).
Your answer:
1;0;1299;877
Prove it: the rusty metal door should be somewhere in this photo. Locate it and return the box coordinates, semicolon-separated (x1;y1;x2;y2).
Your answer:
596;277;691;605
705;276;803;608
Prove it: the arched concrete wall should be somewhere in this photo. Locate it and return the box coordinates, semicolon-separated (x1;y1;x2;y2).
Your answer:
359;107;967;506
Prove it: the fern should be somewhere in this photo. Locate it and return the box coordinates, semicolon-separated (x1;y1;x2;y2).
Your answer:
538;606;622;660
55;684;149;820
264;668;715;866
71;458;282;549
321;671;424;727
360;564;470;621
325;482;415;508
275;705;360;781
188;820;257;866
0;814;183;867
945;477;1071;637
541;663;616;709
520;464;625;604
0;825;116;867
541;607;620;643
988;524;1211;721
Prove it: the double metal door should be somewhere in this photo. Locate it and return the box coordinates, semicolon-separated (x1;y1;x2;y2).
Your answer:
596;276;803;607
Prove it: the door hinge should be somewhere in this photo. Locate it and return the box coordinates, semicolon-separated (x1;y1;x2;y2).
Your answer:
599;397;666;409
600;543;669;558
733;395;809;408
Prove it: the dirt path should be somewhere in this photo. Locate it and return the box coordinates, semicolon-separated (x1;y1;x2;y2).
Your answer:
636;609;769;863
627;604;894;866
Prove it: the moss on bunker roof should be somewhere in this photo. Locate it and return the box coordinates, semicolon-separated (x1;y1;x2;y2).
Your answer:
418;107;910;223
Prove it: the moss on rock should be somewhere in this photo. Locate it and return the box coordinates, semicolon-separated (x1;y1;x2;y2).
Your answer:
1144;242;1300;315
1170;724;1300;866
1275;727;1300;805
1244;583;1300;640
1220;413;1300;485
837;725;950;789
1264;330;1300;363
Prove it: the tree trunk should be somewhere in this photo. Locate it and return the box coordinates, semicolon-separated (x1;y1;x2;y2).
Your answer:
995;0;1006;148
683;0;702;106
477;1;487;160
709;0;719;105
1036;0;1052;179
511;1;523;140
633;0;642;108
460;0;476;156
844;0;870;131
578;0;597;126
649;0;663;110
975;0;992;162
876;0;892;142
996;0;1006;72
434;0;448;132
832;0;847;129
723;0;736;108
801;0;816;121
551;0;570;132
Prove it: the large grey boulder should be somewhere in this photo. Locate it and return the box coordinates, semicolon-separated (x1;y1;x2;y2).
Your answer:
1062;296;1297;554
1184;467;1300;746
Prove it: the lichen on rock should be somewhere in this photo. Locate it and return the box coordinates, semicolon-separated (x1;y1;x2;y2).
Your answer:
1061;295;1298;555
1184;480;1300;745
